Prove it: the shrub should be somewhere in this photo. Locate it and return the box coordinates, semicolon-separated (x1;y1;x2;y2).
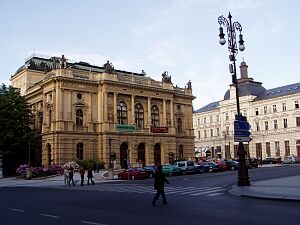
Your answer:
16;164;64;178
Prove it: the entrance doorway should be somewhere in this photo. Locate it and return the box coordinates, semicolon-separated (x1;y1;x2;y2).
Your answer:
297;140;300;157
46;143;51;165
137;143;145;166
120;142;128;169
153;143;161;166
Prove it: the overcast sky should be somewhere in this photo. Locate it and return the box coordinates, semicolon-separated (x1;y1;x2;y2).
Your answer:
1;0;299;110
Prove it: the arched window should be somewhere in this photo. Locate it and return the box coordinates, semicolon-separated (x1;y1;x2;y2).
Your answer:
76;109;83;126
151;105;159;127
177;118;183;133
117;101;127;125
135;103;144;129
179;145;184;159
48;109;52;125
76;143;83;160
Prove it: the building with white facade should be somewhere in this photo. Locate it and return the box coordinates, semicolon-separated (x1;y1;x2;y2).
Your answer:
193;61;300;160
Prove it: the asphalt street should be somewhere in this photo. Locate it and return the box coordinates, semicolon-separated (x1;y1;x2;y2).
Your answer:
1;165;300;225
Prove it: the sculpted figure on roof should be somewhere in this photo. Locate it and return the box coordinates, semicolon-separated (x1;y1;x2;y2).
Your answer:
162;71;172;83
103;60;114;73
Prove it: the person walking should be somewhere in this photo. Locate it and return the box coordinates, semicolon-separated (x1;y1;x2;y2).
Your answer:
152;166;169;206
64;168;69;185
87;168;94;185
68;167;75;187
79;167;85;186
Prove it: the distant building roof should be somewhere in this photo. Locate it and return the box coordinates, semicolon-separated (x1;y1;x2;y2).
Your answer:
255;82;300;101
194;101;220;113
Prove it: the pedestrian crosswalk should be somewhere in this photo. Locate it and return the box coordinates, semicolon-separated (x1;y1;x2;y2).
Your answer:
71;184;226;197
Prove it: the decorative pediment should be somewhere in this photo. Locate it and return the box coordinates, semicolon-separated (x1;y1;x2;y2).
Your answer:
292;110;300;116
281;113;289;117
271;114;279;119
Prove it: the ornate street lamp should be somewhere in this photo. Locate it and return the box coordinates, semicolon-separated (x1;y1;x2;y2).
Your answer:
218;12;250;186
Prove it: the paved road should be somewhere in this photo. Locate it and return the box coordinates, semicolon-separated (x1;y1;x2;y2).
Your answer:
1;165;300;225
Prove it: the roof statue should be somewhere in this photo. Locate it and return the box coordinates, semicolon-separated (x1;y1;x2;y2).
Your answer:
103;60;114;73
162;71;172;83
60;55;67;69
186;80;192;89
141;70;146;76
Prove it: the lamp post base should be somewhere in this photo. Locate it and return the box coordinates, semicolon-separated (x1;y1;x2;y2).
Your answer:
237;142;250;186
108;167;114;180
26;167;32;180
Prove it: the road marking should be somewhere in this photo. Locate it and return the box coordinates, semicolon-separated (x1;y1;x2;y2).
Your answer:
207;193;223;196
9;208;24;212
81;220;107;225
190;187;226;196
39;213;60;219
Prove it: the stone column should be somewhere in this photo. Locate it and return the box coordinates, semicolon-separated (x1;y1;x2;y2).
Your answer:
104;92;108;122
170;99;174;126
148;97;151;128
114;92;118;124
131;95;135;125
163;99;166;126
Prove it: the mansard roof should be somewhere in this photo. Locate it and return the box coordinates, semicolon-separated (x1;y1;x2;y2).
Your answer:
12;55;145;77
194;101;220;113
255;82;300;101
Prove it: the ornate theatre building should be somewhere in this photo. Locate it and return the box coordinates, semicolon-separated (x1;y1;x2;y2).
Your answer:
11;54;195;168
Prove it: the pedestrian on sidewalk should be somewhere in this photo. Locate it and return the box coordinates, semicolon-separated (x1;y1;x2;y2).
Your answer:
68;167;75;187
79;167;85;186
87;168;94;185
64;168;69;185
152;166;169;206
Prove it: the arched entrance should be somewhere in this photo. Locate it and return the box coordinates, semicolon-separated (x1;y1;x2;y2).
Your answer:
154;143;161;166
297;140;300;157
137;143;146;166
168;152;174;164
120;142;128;169
46;143;51;165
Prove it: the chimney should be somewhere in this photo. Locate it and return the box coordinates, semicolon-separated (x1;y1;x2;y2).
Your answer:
240;61;248;79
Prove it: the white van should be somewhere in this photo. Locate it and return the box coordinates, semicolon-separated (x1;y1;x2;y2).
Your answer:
175;161;195;174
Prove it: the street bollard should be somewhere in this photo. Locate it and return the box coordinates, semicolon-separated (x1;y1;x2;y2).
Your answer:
108;167;114;180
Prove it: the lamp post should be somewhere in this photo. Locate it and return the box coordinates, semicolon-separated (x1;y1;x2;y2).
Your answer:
108;138;114;180
218;12;250;186
26;141;32;180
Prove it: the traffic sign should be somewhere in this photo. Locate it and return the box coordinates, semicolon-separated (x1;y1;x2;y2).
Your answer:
234;120;251;130
234;130;250;136
234;136;251;142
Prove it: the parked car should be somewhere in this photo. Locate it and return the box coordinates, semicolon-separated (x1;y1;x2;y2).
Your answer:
193;164;205;174
215;160;230;171
282;156;300;164
118;168;148;180
143;165;157;178
246;158;258;168
162;164;183;176
175;160;196;174
227;160;239;170
262;157;282;164
199;162;222;173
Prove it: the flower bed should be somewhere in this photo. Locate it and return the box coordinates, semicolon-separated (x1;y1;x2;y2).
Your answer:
16;164;64;178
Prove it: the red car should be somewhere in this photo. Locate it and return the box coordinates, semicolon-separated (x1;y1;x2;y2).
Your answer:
118;168;148;180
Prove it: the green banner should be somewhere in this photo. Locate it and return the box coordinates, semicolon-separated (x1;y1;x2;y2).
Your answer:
116;124;136;132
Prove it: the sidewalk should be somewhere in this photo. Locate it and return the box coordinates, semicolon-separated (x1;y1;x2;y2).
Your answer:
230;175;300;201
0;170;120;188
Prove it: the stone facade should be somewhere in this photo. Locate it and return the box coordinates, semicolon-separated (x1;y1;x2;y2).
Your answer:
193;62;300;160
11;54;195;168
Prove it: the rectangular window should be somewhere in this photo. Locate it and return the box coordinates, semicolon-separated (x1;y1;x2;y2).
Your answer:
274;120;278;129
216;115;219;122
296;117;300;127
216;128;220;136
204;130;207;138
210;129;213;137
197;119;200;125
198;130;201;139
285;141;290;156
263;106;268;114
265;121;269;130
256;122;260;131
210;116;213;123
243;110;247;117
226;127;229;135
272;104;277;113
255;108;259;116
283;118;288;128
204;117;206;124
295;100;299;109
275;141;280;157
282;103;287;111
225;113;229;121
266;142;271;157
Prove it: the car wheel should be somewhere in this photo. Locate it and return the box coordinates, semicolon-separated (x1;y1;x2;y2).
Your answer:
131;175;135;180
231;167;234;171
169;172;173;176
149;174;153;178
209;168;213;173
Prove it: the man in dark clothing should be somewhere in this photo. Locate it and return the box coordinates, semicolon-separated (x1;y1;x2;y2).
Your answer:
152;166;169;206
87;168;94;185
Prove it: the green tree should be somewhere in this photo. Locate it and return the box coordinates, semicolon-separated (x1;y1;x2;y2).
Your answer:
0;84;35;176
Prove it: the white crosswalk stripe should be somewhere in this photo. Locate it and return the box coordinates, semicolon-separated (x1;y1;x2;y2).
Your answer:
85;185;226;197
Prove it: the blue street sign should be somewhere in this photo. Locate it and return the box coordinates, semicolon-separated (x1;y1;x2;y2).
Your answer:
234;130;250;137
234;120;251;130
